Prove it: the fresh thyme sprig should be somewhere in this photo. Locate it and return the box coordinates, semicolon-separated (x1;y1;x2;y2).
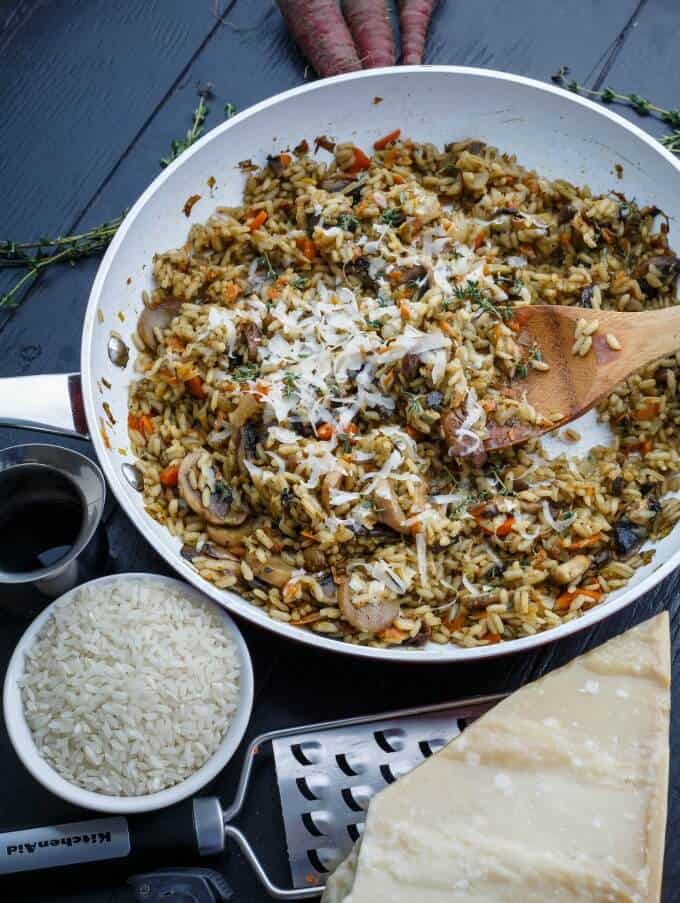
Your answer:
1;94;234;310
443;281;513;320
0;216;124;308
160;95;209;168
552;67;680;153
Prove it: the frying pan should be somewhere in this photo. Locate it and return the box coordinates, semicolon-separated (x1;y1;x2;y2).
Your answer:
2;66;679;662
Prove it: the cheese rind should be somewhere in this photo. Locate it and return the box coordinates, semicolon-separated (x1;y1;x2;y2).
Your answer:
323;614;670;903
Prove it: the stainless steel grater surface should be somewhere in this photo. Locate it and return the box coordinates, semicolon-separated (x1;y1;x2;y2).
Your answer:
270;695;501;891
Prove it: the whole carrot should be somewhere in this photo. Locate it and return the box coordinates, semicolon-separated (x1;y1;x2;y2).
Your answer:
399;0;437;65
276;0;362;77
343;0;396;69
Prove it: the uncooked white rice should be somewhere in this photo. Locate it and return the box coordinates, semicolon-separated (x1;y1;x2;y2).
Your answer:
19;579;240;797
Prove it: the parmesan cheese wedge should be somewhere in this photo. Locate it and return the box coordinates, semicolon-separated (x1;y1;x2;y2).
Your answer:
323;613;670;902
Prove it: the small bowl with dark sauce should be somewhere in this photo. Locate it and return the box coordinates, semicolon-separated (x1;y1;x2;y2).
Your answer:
0;444;108;616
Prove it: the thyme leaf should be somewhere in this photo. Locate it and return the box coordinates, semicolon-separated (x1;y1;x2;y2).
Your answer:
160;96;209;168
552;67;680;153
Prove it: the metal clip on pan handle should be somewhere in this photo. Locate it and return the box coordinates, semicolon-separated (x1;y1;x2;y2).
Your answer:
0;373;88;438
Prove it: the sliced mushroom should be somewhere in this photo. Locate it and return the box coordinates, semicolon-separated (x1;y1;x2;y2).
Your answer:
237;419;265;473
137;298;182;350
393;265;428;289
201;544;241;565
647;254;679;273
401;353;421;381
337;580;399;633
464;589;502;610
321;177;353;193
346;256;378;292
373;479;408;533
305;211;321;235
207;518;264;547
321;470;345;511
303;547;328;572
613;518;646;558
267;154;285;178
230;394;262;428
243;323;262;362
246;555;294;588
550;554;591;586
181;542;240;575
178;450;249;526
440;409;488;466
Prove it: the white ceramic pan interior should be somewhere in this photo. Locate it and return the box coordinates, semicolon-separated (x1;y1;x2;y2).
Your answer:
80;66;680;661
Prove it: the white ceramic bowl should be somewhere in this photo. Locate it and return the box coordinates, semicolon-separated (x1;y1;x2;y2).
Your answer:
3;573;254;814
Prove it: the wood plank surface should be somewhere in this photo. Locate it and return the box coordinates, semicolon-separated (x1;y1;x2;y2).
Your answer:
0;1;678;900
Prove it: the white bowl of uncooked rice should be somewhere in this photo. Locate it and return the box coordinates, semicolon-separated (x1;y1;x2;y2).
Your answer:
3;573;254;814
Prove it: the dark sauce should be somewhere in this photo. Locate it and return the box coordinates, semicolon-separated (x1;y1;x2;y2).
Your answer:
0;465;84;573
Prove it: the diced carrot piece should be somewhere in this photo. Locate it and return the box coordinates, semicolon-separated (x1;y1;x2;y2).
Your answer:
186;376;205;399
300;530;320;542
159;464;179;487
378;626;410;643
138;414;155;437
248;210;268;231
393;173;404;184
317;423;334;440
224;281;240;303
473;231;485;250
374;129;401;151
495;516;515;537
447;613;467;631
485;632;502;644
346;423;358;435
400;302;410;320
296;237;317;260
632;402;661;421
279;153;292;166
406;425;423;440
388;269;403;284
468;502;488;518
568;533;602;550
347;147;371;174
555;587;603;611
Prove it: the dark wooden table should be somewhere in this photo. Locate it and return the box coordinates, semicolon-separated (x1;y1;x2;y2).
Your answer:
1;2;679;900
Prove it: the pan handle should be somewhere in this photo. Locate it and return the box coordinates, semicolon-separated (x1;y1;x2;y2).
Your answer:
0;373;89;439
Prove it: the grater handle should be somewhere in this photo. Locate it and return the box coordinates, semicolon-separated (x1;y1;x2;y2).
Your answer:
224;825;320;900
0;797;224;879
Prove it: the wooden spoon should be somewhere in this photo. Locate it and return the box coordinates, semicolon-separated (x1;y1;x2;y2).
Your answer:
483;304;680;451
